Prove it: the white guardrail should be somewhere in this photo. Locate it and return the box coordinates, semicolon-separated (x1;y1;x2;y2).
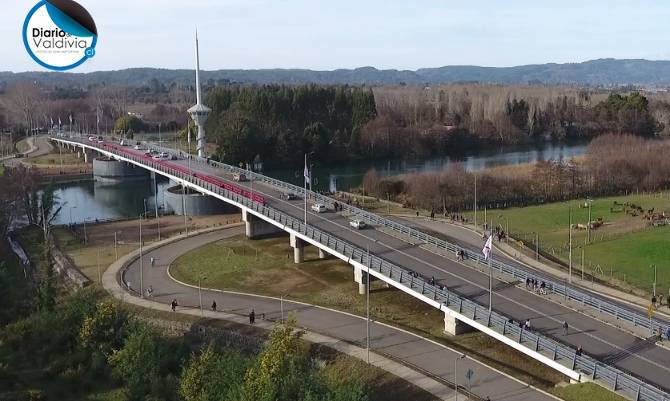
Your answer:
54;137;669;401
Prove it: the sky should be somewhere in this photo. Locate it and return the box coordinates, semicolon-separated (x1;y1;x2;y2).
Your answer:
3;0;670;73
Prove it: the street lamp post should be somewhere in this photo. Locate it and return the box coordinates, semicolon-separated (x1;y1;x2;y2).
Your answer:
586;199;593;244
114;231;119;261
139;213;144;298
366;245;371;364
569;206;573;283
198;273;207;314
651;264;657;297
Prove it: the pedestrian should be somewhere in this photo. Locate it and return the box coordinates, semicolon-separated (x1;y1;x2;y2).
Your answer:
146;285;153;297
540;281;546;295
249;309;256;324
171;299;178;312
524;319;531;330
150;256;155;267
562;321;569;336
666;327;670;341
652;296;658;308
525;277;531;289
211;300;217;311
127;280;132;292
576;346;582;356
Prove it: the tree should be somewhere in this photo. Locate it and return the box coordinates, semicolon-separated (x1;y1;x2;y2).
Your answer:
179;343;249;401
79;299;129;355
114;115;145;138
108;325;171;400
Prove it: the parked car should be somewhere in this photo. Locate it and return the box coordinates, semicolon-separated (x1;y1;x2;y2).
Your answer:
233;173;247;182
311;203;327;213
282;192;296;200
349;219;366;229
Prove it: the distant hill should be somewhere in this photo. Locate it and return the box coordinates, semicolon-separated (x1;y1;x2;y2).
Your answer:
3;59;670;88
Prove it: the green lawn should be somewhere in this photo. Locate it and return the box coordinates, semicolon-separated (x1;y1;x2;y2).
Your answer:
549;382;628;401
26;150;87;166
463;192;670;295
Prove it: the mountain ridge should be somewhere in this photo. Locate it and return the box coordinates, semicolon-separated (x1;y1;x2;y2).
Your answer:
2;58;670;87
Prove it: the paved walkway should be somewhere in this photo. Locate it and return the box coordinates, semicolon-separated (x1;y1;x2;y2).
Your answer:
103;226;559;401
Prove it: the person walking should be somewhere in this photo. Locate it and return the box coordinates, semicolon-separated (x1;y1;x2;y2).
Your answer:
127;280;132;292
171;299;178;312
249;309;256;324
150;256;155;267
211;300;217;311
524;319;531;331
576;346;583;356
562;321;569;336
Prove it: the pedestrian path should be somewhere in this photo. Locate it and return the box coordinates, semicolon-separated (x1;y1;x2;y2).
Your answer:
103;225;560;401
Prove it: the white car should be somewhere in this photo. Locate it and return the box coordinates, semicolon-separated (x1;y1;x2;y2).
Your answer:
311;203;327;213
349;219;366;229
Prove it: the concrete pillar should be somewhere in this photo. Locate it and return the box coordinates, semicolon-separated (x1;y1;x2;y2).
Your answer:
443;310;473;336
290;233;304;263
354;266;367;295
242;209;282;239
318;248;328;259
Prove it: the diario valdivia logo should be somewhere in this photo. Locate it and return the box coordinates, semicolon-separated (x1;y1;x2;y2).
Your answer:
22;0;98;71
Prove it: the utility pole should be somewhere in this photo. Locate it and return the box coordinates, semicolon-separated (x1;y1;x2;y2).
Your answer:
304;153;308;225
652;264;657;297
569;206;573;284
153;173;161;241
586;199;592;244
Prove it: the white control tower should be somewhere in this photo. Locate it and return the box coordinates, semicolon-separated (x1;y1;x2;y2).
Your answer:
187;30;211;158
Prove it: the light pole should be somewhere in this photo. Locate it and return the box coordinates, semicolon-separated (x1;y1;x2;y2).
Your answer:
114;231;119;261
83;217;89;245
139;213;144;298
585;198;593;244
454;354;466;400
473;174;477;228
366;245;371;364
568;206;573;283
651;264;657;297
198;273;207;314
69;205;77;226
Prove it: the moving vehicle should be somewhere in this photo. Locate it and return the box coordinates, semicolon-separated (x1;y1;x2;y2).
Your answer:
233;173;247;182
349;219;366;229
134;144;143;150
282;192;297;200
311;203;327;213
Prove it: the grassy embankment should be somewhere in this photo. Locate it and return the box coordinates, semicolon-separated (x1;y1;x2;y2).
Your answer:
171;235;566;389
462;192;670;296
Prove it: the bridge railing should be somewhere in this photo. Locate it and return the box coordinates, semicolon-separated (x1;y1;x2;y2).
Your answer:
58;138;670;401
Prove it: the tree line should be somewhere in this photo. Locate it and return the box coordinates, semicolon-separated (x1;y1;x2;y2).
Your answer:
204;84;377;167
0;286;373;401
362;134;670;212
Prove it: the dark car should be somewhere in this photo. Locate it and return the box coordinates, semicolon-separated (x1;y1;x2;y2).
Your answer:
282;192;297;200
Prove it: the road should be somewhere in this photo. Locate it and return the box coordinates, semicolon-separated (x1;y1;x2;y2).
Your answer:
2;135;52;167
61;138;670;392
122;227;559;401
166;155;670;391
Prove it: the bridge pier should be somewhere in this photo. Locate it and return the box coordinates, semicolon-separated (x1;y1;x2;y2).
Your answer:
353;266;367;295
318;248;328;259
443;309;473;336
290;233;305;263
242;209;283;239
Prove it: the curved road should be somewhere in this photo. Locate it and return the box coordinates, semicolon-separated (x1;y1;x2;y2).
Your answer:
120;227;558;401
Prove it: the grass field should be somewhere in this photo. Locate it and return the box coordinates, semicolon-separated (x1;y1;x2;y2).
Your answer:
549;382;628;401
463;192;670;295
26;150;88;166
171;235;569;389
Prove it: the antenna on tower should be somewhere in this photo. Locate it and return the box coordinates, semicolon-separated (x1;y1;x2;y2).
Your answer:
194;28;202;105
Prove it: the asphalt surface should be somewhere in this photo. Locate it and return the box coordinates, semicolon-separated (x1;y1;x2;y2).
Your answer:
62;137;670;392
123;227;558;401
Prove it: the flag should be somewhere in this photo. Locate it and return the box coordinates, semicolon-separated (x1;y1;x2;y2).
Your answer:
482;234;493;260
303;159;310;185
58;117;61;127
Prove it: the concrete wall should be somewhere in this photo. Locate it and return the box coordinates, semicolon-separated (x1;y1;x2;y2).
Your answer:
93;157;149;184
164;185;237;216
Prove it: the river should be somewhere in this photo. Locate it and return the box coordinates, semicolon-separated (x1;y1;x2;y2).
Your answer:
52;141;587;224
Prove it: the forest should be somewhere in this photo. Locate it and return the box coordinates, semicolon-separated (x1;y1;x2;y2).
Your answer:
1;80;669;168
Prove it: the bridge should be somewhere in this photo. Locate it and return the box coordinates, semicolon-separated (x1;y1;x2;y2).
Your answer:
52;135;670;401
